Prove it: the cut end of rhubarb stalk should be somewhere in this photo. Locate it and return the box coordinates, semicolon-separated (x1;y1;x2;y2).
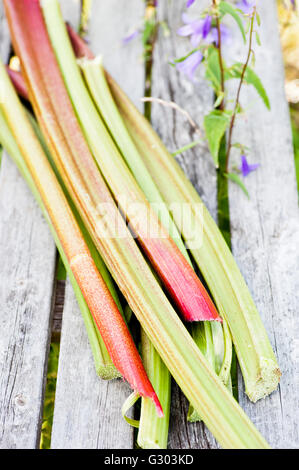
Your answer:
97;364;122;381
66;22;94;59
77;55;103;68
246;358;281;403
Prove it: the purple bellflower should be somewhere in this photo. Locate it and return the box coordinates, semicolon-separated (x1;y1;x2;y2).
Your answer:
186;0;196;7
177;13;212;47
175;50;203;82
240;154;259;177
206;24;231;46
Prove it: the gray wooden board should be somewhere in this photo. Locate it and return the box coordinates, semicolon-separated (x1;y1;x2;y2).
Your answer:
151;0;218;449
0;1;9;61
0;2;57;448
226;0;299;449
50;0;145;449
152;0;299;449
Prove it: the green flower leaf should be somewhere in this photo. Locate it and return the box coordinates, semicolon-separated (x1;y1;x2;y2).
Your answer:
205;47;222;93
244;65;270;109
204;110;230;167
225;172;250;198
226;63;270;110
219;1;246;43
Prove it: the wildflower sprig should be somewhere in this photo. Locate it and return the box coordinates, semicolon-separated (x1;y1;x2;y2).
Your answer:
175;0;269;195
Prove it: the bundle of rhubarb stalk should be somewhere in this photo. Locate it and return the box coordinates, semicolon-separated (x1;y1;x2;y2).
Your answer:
0;0;281;449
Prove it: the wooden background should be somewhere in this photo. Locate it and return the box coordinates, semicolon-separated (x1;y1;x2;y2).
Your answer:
0;0;298;449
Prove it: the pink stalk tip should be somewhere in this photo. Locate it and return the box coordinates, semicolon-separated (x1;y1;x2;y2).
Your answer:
152;395;164;418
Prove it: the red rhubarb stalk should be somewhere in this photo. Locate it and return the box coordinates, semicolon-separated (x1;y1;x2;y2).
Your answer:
6;1;221;323
48;6;222;323
0;59;162;415
5;66;28;99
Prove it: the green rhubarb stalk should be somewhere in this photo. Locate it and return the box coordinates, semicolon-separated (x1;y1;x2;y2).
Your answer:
80;56;190;262
105;72;281;403
42;0;222;325
78;53;233;419
0;108;120;379
187;322;215;422
188;320;232;422
121;331;171;449
137;330;171;449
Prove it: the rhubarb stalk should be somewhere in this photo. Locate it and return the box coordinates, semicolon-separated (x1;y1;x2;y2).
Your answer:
41;0;221;324
0;107;121;379
137;330;171;449
0;58;162;413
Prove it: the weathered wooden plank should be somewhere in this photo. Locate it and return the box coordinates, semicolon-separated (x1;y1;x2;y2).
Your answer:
51;0;144;449
151;0;218;449
0;2;10;61
226;1;299;449
0;3;57;448
88;0;145;112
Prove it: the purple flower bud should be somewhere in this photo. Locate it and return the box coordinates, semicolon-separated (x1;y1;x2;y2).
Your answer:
240;155;259;177
176;50;203;82
236;0;256;15
186;0;195;7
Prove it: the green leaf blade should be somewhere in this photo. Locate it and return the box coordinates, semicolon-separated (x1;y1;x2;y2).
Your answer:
204;110;230;167
244;66;271;110
225;172;250;198
219;1;246;43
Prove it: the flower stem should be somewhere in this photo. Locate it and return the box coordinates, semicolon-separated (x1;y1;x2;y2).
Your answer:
213;0;225;109
226;9;256;170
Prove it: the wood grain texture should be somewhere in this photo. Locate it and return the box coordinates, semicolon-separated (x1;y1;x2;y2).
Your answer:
88;0;145;111
226;1;299;449
0;1;9;61
50;0;144;449
151;0;218;449
0;5;57;446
